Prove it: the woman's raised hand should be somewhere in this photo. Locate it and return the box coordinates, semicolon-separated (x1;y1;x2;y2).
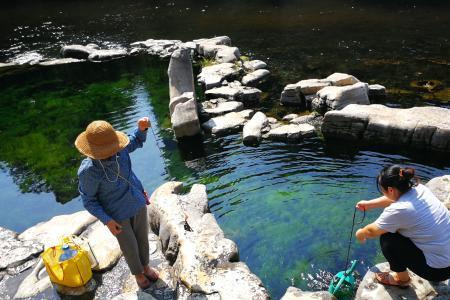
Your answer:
138;117;151;131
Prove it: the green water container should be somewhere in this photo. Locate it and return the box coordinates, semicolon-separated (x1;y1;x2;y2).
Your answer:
328;260;358;300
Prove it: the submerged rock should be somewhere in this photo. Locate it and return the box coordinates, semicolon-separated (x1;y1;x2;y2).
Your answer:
281;286;336;300
199;98;243;118
268;124;316;142
241;69;270;86
355;262;450;300
313;82;369;112
243;112;269;145
322;104;450;153
202;110;254;135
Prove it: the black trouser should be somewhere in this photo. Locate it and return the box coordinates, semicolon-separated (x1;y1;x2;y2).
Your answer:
380;232;450;282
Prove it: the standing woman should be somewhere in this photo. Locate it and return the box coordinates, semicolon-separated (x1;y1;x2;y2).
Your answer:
75;118;159;289
355;165;450;287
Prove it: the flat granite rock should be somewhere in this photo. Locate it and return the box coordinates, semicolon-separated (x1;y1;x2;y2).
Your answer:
199;99;243;117
322;104;450;153
355;262;450;300
202;110;254;135
205;82;261;103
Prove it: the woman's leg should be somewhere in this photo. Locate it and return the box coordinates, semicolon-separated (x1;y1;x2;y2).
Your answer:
115;218;144;275
131;206;150;267
380;232;450;282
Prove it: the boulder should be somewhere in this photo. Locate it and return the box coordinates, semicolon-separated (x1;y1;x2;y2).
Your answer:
241;69;270;86
215;46;240;63
171;99;201;138
280;84;304;106
296;79;332;95
355;262;450;300
80;221;122;271
322;104;450;153
243;60;267;72
168;48;195;100
314;82;369;112
243;112;268;145
148;182;270;300
88;49;128;62
268;124;316;142
197;63;241;90
202;110;254;135
19;210;97;248
0;227;43;271
368;84;387;99
169;92;194;116
326;73;360;86
205;81;261;103
199;99;243;118
194;36;232;56
281;286;336;300
60;44;98;59
426;175;450;209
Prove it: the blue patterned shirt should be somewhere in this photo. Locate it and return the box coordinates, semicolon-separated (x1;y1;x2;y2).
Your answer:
77;128;147;224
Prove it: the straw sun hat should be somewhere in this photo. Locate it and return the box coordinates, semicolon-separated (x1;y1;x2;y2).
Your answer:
75;120;130;159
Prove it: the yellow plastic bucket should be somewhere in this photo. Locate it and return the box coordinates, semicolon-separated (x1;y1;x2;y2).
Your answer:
41;236;92;288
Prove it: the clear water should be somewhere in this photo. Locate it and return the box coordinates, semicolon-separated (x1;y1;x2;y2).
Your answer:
1;1;449;299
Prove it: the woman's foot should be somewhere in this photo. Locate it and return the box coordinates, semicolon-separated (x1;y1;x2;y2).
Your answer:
143;265;159;282
135;273;151;290
375;272;411;288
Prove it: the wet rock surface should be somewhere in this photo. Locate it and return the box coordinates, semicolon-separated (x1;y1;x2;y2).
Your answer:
322;104;450;153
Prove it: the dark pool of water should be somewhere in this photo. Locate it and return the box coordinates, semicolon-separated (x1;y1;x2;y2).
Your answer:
1;1;449;299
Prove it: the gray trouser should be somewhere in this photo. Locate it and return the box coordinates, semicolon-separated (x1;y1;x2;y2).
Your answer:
115;206;149;275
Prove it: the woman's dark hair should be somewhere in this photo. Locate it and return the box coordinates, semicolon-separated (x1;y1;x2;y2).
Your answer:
377;165;418;194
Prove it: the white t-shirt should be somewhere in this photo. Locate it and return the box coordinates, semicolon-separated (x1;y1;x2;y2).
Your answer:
375;184;450;268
